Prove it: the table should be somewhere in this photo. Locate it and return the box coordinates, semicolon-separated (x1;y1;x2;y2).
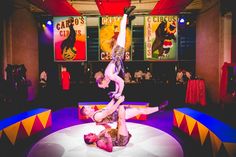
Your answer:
185;79;206;106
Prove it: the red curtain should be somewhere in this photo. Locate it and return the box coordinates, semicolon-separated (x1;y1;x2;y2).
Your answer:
95;0;131;16
30;0;80;16
150;0;192;15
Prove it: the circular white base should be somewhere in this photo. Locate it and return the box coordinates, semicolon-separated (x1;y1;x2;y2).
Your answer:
28;122;183;157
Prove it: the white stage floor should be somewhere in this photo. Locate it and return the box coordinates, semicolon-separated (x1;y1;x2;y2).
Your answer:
27;122;183;157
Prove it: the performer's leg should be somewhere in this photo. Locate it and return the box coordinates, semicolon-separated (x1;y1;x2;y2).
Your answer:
125;100;169;120
117;105;128;136
125;106;159;120
116;6;136;49
116;14;127;48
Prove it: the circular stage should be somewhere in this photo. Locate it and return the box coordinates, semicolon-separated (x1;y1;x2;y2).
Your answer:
27;122;183;157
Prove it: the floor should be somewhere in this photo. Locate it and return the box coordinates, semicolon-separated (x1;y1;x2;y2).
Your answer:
27;122;184;157
0;104;212;157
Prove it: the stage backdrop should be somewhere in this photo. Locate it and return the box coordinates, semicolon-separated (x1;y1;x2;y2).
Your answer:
53;16;87;62
99;16;132;61
144;16;178;61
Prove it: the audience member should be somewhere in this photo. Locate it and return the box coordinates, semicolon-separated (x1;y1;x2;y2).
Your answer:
134;70;143;83
40;69;47;88
124;71;132;84
61;66;71;90
144;71;152;80
176;68;191;85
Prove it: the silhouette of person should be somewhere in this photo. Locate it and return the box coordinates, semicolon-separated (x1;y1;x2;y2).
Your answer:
61;17;77;60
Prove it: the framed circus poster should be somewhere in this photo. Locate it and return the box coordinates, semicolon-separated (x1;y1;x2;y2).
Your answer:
53;16;87;62
144;16;178;61
99;16;132;61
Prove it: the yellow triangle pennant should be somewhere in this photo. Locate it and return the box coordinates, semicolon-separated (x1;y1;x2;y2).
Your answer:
135;114;141;120
173;109;185;127
185;115;197;135
21;115;36;136
3;122;21;144
209;131;222;157
97;105;106;109
197;122;209;145
223;142;236;157
138;106;146;108
37;110;51;128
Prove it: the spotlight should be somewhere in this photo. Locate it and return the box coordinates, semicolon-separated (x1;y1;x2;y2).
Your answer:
179;18;185;24
46;20;52;26
42;24;46;28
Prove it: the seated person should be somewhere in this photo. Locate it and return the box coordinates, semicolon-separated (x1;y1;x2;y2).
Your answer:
144;71;152;80
124;71;132;84
176;68;191;85
134;70;144;83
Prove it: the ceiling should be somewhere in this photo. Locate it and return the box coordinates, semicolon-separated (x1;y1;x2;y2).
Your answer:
29;0;202;16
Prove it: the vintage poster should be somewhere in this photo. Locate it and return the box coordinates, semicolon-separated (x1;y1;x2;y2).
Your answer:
144;16;178;61
99;16;132;61
53;16;87;62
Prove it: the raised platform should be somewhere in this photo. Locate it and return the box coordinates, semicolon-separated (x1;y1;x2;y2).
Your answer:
78;101;149;120
173;107;236;157
0;108;52;145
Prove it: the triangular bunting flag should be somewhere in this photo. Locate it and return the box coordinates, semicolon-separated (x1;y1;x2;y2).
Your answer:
179;115;189;134
190;122;201;143
97;105;106;109
203;132;213;157
135;114;141;120
138;114;147;120
173;113;178;127
173;109;185;127
16;123;28;140
3;122;21;145
21;115;36;136
209;132;222;157
185;115;196;135
197;122;209;145
37;110;51;128
217;144;229;157
31;116;44;135
223;142;236;157
94;105;99;111
45;113;52;128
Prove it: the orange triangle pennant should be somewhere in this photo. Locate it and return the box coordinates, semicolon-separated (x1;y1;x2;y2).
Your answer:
135;114;141;120
185;115;197;135
3;122;21;145
197;122;209;145
209;132;222;157
37;110;51;128
173;109;185;127
21;115;36;136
